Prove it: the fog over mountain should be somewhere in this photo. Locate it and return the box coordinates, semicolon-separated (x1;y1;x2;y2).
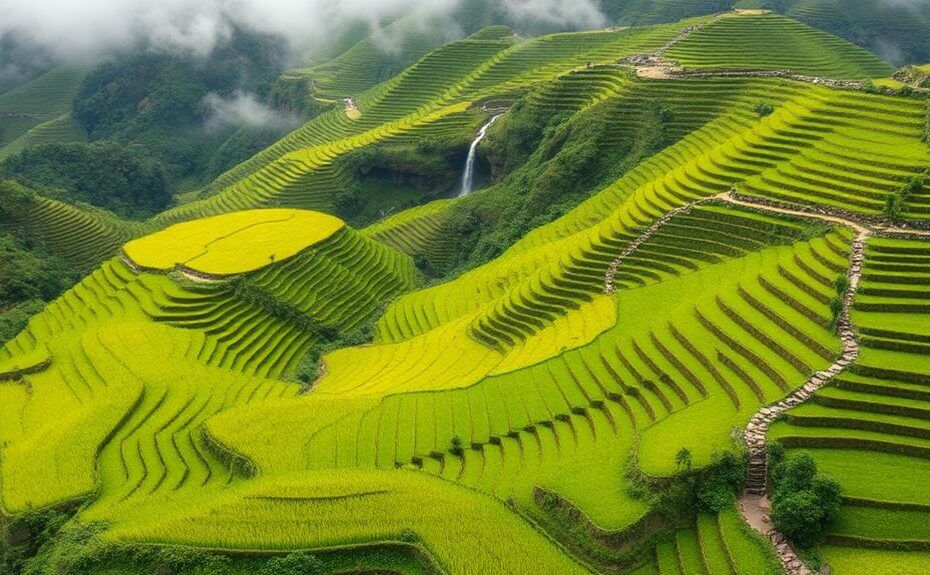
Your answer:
0;0;606;62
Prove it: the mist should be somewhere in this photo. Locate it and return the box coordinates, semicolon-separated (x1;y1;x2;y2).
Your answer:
0;0;608;62
502;0;606;29
879;0;930;9
203;91;301;133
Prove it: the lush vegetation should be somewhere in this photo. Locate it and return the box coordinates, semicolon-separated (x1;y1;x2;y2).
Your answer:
768;447;842;547
764;0;930;65
2;7;930;575
1;142;171;218
72;29;291;189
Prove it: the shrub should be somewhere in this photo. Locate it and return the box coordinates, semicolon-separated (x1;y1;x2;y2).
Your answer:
755;101;775;118
884;176;923;221
766;440;786;469
259;552;324;575
451;436;464;457
769;452;842;548
828;297;843;332
834;274;849;298
696;452;746;512
771;490;825;543
884;192;905;221
676;447;693;470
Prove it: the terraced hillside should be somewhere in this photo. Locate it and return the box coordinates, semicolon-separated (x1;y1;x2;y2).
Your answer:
161;21;696;224
2;190;147;273
0;66;86;159
665;12;893;79
1;10;929;575
0;210;418;516
767;0;930;65
770;235;930;569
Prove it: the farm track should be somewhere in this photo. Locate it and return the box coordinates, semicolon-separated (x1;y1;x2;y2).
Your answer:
722;194;926;575
603;190;930;575
603;195;719;294
622;11;874;89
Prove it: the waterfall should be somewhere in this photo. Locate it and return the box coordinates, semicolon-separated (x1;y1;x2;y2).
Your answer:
459;114;502;197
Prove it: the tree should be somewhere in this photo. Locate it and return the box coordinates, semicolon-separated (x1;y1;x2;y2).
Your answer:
770;452;842;548
811;474;843;524
770;490;825;544
1;142;172;218
775;452;817;492
676;447;693;470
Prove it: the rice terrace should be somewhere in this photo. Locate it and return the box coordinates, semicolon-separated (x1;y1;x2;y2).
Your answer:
1;1;929;574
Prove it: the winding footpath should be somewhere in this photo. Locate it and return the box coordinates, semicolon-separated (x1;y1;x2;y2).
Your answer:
603;197;714;295
740;229;866;575
601;191;930;574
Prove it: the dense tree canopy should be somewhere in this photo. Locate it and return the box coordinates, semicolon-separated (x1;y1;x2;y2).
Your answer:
2;142;171;218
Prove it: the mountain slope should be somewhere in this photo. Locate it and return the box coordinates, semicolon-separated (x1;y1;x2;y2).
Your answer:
2;12;930;575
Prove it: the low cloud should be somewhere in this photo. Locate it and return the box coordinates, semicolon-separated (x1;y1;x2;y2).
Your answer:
203;91;300;133
879;0;930;9
873;38;904;66
0;0;463;61
0;0;608;63
501;0;606;30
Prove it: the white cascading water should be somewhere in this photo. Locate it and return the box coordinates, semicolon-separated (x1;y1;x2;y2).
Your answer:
459;114;502;197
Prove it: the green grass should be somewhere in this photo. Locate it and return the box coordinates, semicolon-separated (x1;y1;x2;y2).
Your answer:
766;234;930;562
100;469;590;575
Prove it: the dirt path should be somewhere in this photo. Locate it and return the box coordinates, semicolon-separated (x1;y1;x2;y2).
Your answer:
604;191;928;573
603;196;718;294
737;227;866;575
618;11;865;90
720;191;930;238
344;97;360;119
720;192;869;234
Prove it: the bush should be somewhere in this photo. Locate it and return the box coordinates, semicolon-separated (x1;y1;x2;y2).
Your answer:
450;436;464;457
884;176;924;221
885;192;905;221
695;451;746;513
829;297;843;332
771;490;825;543
769;452;842;548
834;274;849;297
755;101;775;118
